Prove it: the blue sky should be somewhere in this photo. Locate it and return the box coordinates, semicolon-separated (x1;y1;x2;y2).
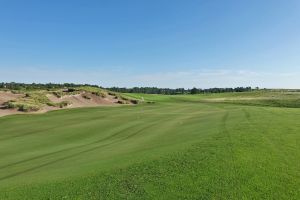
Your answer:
0;0;299;88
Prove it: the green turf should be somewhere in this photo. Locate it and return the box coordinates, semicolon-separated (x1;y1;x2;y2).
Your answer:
0;92;300;199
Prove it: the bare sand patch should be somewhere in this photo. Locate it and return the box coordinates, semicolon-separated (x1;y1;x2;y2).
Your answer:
0;91;25;117
0;107;21;117
0;91;23;105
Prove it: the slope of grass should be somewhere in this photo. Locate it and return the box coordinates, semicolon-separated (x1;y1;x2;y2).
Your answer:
0;92;300;199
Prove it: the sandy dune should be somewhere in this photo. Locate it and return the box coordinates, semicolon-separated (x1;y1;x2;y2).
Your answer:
0;91;121;117
47;92;119;108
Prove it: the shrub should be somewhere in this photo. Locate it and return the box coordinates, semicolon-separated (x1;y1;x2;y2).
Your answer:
53;91;63;98
92;91;107;98
67;88;76;92
5;101;40;112
46;102;56;107
11;90;22;94
57;101;71;108
18;104;40;112
108;92;116;96
5;101;17;109
117;100;127;104
120;96;129;101
82;94;91;100
130;99;139;104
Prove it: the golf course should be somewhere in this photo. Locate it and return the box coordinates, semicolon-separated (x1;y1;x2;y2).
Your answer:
1;90;300;199
1;0;300;199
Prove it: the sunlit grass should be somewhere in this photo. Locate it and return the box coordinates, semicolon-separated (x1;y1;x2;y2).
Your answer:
0;91;300;199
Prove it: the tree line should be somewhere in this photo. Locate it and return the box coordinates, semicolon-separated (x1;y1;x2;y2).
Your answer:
0;82;99;90
0;82;253;94
107;86;253;95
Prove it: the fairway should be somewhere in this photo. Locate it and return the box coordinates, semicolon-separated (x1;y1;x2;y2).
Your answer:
1;94;300;199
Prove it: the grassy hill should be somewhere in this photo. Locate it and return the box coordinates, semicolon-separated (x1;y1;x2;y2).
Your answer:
0;91;300;199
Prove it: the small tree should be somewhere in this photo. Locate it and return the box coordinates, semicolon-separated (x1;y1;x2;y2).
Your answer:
191;87;198;94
